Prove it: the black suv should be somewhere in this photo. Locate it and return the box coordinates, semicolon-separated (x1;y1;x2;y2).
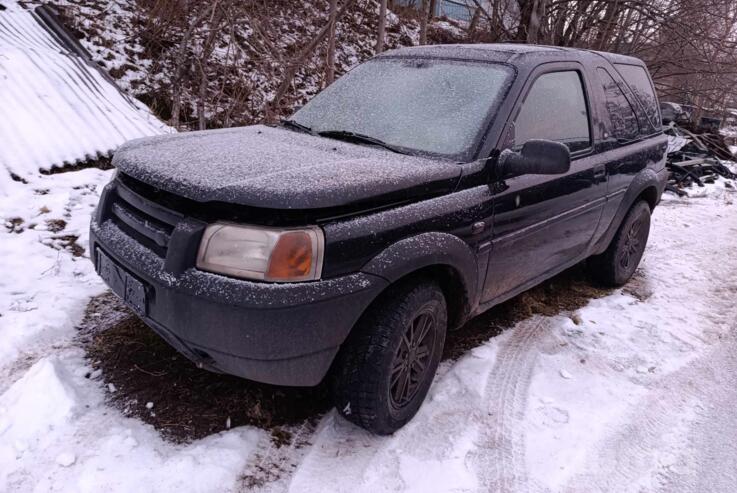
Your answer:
91;44;668;434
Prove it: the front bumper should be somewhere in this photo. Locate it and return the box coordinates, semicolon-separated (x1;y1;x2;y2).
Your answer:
89;184;388;387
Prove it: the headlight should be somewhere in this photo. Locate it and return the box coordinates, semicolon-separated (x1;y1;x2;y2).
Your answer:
196;223;324;282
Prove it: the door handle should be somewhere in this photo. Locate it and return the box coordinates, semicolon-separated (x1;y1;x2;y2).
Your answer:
593;166;606;181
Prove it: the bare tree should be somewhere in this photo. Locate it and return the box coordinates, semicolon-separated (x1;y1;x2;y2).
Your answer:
195;1;226;130
419;0;429;45
130;0;737;130
167;3;213;128
325;0;338;85
460;0;736;119
525;0;548;43
267;0;357;119
376;0;388;53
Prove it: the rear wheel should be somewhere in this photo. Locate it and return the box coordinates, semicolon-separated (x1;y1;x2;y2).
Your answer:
332;280;447;435
589;200;651;286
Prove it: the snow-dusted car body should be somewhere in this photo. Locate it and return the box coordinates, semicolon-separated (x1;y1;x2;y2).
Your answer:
91;44;668;434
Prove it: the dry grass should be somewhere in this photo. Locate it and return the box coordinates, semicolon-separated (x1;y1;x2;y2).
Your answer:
81;295;330;443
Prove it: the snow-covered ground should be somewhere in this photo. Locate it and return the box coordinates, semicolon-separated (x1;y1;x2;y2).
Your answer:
1;170;736;492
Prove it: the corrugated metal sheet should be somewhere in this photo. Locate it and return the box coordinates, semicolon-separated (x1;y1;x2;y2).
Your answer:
0;1;169;195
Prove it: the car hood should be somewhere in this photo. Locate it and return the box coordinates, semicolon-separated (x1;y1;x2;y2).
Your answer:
112;125;462;210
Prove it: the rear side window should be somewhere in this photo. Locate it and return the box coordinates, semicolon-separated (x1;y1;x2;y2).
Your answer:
596;68;639;141
512;71;591;153
614;63;659;132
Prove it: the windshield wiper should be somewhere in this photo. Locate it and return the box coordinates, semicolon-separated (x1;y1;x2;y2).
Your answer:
281;119;314;134
318;130;409;155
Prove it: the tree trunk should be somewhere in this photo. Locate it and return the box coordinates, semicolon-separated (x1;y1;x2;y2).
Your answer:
526;0;547;44
419;0;429;45
198;63;207;130
195;4;223;130
169;4;216;128
515;0;534;42
325;0;338;85
612;6;634;52
376;0;387;53
517;0;547;44
169;22;200;127
467;7;480;38
594;0;620;51
550;3;567;45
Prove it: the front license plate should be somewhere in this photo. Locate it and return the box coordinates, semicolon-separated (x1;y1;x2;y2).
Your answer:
97;250;147;316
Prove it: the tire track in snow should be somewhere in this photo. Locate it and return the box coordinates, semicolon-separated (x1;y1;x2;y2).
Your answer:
275;317;548;493
470;317;548;493
282;331;511;492
674;331;737;493
564;323;737;493
563;196;737;492
280;412;396;493
239;420;318;493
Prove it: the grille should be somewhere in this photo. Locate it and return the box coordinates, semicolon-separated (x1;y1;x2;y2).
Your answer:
109;181;183;257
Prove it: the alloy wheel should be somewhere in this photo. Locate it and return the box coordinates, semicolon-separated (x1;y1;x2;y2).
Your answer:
619;216;646;270
389;310;436;410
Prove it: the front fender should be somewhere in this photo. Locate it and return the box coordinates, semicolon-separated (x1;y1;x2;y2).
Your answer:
361;231;479;311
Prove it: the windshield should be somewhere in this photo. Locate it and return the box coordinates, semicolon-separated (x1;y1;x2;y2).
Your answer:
290;58;514;159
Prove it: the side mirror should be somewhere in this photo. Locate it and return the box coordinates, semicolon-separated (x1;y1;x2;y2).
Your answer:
497;139;571;180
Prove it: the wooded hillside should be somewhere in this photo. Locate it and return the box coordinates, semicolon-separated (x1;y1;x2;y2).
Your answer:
53;0;737;129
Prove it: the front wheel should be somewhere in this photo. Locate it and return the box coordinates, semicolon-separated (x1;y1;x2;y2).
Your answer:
589;200;651;286
332;280;447;435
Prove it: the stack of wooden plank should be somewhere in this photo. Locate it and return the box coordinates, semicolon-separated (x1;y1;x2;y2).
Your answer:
665;125;736;196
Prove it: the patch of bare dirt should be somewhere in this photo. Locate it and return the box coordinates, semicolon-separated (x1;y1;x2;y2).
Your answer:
47;234;86;257
80;294;330;443
45;218;67;233
238;421;317;489
622;271;654;302
4;217;25;233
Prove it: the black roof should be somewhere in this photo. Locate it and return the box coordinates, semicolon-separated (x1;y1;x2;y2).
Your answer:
378;43;645;67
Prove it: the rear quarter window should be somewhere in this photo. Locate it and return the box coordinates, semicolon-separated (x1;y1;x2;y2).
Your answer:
614;63;660;133
595;68;639;141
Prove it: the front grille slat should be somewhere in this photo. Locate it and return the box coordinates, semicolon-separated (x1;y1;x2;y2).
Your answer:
107;180;183;257
116;183;183;226
111;202;171;247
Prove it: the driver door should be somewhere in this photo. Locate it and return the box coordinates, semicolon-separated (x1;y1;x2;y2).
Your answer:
482;64;607;303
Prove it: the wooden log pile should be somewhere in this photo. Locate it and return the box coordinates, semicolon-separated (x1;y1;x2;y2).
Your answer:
665;125;736;196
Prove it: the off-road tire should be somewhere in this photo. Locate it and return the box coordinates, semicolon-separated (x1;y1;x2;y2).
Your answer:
589;200;651;287
332;280;447;435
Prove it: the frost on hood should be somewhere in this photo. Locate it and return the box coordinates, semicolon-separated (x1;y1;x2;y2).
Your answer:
112;125;461;209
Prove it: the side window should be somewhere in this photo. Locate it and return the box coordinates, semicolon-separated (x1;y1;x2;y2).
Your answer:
614;63;659;133
512;71;591;153
596;68;639;141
